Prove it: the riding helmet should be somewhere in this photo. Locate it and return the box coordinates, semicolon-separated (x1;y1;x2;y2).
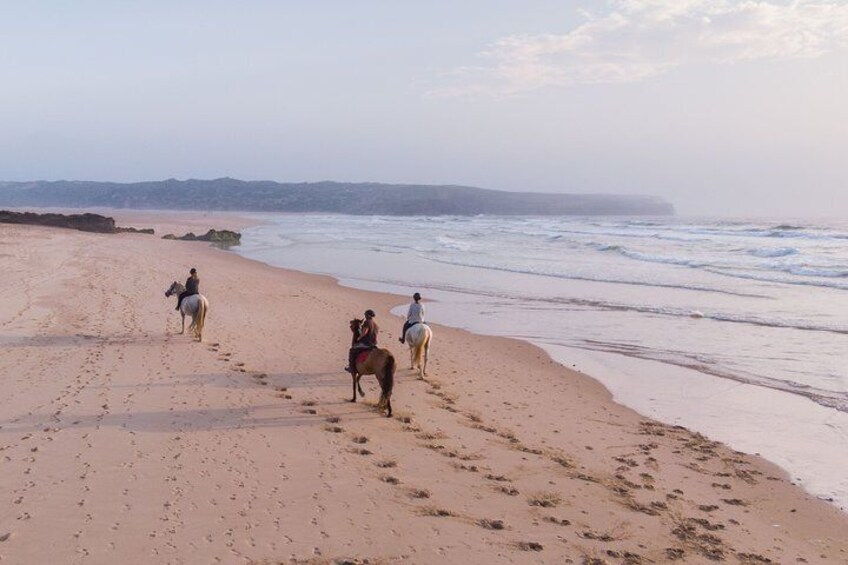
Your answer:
190;268;197;274
413;292;421;300
364;309;376;318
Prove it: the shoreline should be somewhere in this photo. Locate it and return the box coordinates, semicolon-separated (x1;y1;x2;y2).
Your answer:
19;208;848;502
232;219;848;512
1;211;847;563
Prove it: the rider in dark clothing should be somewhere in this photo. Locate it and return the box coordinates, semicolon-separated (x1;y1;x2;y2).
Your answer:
176;268;200;311
347;309;379;374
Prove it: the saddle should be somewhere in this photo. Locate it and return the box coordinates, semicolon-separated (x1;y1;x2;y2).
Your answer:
355;348;377;365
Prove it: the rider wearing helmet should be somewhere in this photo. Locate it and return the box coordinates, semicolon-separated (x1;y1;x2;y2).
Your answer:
346;309;379;375
399;292;424;344
176;268;200;311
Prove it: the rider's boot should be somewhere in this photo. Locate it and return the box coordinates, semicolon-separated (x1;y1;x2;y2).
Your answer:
345;350;354;374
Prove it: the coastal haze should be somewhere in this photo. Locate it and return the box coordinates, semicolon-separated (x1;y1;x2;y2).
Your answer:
1;1;847;216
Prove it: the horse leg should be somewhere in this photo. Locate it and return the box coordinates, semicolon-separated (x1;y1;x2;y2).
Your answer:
385;397;392;418
423;343;429;377
409;343;415;369
350;373;358;403
180;313;186;334
357;374;365;397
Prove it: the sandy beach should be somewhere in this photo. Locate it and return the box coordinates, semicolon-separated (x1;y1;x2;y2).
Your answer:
1;213;847;565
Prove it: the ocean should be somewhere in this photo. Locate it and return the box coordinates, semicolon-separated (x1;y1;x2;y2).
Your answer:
234;214;848;509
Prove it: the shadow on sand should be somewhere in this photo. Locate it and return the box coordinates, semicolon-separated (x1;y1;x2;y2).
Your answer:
0;333;176;348
0;400;385;435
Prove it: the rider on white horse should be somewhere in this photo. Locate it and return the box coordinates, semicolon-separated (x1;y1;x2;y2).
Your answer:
176;268;200;311
399;292;424;344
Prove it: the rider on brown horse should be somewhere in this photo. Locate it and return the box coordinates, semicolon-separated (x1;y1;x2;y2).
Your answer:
346;309;378;374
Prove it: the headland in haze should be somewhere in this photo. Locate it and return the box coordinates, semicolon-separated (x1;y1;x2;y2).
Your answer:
0;178;674;216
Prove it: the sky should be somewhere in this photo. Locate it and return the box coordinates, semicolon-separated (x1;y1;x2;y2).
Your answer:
1;1;847;217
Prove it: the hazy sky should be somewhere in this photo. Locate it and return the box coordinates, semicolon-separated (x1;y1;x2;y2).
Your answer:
2;1;847;216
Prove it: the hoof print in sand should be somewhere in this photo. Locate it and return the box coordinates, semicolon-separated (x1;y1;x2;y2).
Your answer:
578;530;616;542
516;541;543;552
419;506;454;517
665;548;686;561
375;460;397;469
527;492;561;508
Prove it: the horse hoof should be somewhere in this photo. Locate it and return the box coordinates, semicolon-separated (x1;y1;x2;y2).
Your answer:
350;398;356;403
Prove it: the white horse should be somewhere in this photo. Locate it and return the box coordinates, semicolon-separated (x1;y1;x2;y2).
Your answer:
404;323;432;378
165;281;209;342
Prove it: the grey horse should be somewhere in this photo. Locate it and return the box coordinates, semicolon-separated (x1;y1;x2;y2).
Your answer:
165;281;209;341
404;323;432;378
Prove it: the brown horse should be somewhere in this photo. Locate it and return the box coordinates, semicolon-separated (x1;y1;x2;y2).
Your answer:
348;318;395;417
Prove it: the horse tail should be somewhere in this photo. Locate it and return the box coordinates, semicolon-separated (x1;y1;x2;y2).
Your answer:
422;327;431;362
382;353;395;401
413;329;427;369
414;325;432;375
196;297;208;340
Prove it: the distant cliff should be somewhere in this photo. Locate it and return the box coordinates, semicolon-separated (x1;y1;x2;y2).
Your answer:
0;179;674;216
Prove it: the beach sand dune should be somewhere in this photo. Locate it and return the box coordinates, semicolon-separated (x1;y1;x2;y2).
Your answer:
1;219;846;564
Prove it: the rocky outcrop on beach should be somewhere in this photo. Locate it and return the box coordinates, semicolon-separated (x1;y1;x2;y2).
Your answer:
115;226;155;234
162;229;241;246
0;210;156;235
0;210;118;233
0;179;675;216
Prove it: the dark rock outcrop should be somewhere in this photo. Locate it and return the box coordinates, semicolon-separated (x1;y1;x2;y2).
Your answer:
0;210;156;235
162;229;241;246
0;179;675;216
116;226;155;235
0;210;117;233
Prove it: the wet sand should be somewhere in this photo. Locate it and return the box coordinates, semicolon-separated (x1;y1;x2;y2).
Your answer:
0;212;846;564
